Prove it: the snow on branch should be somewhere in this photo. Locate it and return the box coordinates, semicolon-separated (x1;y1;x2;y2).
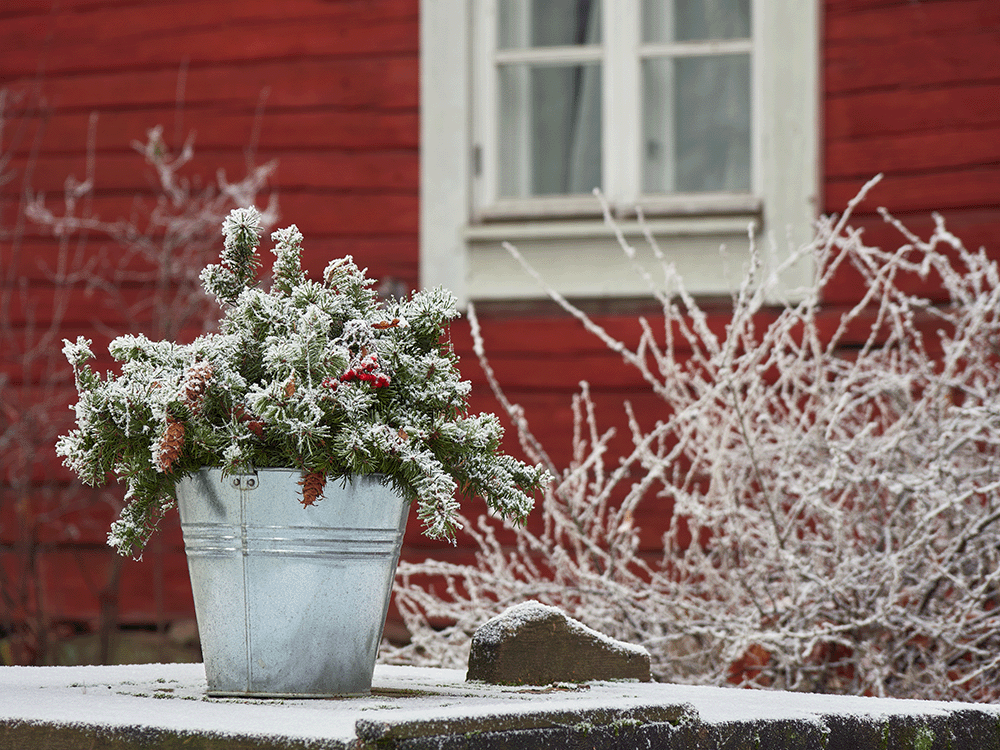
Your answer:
385;178;1000;702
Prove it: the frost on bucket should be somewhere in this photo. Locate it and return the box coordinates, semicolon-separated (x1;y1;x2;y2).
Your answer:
387;177;1000;702
57;206;549;557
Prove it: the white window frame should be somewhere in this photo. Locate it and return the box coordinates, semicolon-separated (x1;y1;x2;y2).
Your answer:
421;0;819;307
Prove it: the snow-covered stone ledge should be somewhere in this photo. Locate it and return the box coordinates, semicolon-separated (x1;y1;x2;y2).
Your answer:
1;663;998;750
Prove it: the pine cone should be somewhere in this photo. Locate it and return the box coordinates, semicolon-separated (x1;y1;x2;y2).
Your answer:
157;416;185;473
182;361;214;416
298;471;325;507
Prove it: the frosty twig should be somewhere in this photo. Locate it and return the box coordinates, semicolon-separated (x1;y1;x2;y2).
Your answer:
386;182;1000;702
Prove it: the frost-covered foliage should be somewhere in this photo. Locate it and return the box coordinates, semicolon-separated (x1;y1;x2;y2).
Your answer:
57;208;548;557
385;177;1000;702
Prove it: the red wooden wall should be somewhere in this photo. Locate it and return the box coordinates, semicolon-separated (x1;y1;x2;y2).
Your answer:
1;0;998;662
1;0;423;656
823;0;1000;304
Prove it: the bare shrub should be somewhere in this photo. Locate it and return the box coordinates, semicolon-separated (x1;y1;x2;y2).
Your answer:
385;176;1000;702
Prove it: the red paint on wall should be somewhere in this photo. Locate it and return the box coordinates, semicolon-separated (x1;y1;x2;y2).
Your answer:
2;0;999;650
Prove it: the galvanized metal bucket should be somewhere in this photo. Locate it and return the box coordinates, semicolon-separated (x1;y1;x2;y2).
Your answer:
175;468;409;697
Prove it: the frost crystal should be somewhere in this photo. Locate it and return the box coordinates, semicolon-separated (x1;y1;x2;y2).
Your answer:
58;208;549;557
62;336;93;367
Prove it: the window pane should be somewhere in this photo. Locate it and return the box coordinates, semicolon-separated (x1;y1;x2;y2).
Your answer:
499;0;601;49
643;55;750;193
642;0;751;43
498;63;602;197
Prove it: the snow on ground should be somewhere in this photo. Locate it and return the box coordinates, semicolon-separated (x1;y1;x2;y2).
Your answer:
1;662;997;745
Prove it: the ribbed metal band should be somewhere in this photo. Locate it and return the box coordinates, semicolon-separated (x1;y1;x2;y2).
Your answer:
180;523;241;557
182;522;404;559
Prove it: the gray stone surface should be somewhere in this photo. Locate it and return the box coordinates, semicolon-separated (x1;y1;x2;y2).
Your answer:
2;662;1000;750
0;722;311;750
467;601;651;685
356;704;693;748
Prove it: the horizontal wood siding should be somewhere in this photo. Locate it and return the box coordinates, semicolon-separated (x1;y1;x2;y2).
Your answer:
823;0;1000;305
0;0;420;643
2;0;419;290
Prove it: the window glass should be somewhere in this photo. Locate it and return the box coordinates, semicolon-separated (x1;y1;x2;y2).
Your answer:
499;63;603;197
642;0;751;43
643;54;750;193
492;0;753;201
499;0;601;48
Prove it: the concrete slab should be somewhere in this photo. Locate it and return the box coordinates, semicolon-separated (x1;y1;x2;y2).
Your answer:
1;662;998;749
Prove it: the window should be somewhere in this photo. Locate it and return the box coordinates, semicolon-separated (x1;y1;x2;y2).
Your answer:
641;0;752;195
490;0;603;202
421;0;818;305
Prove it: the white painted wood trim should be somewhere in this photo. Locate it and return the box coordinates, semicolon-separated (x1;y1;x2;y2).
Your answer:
756;0;820;298
472;192;762;222
494;45;604;65
464;215;760;242
638;38;754;58
605;0;640;205
420;0;472;304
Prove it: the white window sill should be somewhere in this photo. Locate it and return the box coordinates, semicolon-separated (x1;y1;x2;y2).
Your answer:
464;214;760;243
464;219;767;302
472;192;762;223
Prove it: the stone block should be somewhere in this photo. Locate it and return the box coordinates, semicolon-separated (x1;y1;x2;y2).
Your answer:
466;601;651;685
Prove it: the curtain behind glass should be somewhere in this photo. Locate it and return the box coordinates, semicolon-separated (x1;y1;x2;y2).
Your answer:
500;0;602;47
642;0;751;194
643;55;750;193
498;0;602;197
643;0;751;42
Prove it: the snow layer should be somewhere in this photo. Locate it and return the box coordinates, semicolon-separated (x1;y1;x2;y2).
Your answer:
473;600;649;657
1;662;997;745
